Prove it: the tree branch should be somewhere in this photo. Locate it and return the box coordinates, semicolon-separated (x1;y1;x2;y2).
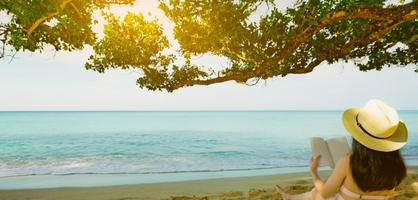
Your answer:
256;2;418;76
70;2;84;19
27;0;74;37
222;49;254;64
170;2;418;90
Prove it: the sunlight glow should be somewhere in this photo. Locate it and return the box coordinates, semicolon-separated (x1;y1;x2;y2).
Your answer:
92;0;174;42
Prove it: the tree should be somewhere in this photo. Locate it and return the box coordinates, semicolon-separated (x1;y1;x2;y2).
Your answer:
1;0;417;92
0;0;134;57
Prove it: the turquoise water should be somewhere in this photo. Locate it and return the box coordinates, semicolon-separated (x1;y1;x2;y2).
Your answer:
0;111;417;188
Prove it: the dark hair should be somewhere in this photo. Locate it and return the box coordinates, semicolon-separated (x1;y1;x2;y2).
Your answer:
350;138;406;192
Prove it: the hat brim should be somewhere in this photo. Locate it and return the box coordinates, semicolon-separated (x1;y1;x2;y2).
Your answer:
342;108;408;152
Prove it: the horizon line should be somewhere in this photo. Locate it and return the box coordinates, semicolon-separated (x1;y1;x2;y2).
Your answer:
1;109;417;112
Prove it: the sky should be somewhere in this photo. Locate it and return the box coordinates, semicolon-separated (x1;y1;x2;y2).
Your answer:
0;0;417;111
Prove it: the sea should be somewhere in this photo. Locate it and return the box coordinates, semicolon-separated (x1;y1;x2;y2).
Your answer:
0;111;417;189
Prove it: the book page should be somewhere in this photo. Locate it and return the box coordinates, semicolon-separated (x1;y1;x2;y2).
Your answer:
310;137;333;167
326;137;350;168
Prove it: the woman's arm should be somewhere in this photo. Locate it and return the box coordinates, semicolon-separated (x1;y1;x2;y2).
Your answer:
310;154;349;198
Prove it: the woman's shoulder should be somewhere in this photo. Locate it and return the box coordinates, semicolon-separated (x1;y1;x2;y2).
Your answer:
331;154;351;179
336;154;351;169
343;153;350;162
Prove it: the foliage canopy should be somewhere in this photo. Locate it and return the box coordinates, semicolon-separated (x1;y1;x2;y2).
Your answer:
1;0;417;91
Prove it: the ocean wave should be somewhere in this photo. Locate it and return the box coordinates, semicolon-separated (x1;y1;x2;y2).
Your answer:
0;164;309;179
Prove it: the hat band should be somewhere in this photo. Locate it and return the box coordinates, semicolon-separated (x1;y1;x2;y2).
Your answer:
355;114;392;139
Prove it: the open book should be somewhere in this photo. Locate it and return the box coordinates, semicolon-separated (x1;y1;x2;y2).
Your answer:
309;137;350;168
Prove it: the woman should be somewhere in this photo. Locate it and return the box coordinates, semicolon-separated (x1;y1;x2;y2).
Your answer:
276;99;408;200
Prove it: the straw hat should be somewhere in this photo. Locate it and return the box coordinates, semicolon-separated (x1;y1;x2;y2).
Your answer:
342;99;408;152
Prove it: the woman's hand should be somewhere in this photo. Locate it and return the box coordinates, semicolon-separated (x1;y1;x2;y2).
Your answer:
310;155;321;175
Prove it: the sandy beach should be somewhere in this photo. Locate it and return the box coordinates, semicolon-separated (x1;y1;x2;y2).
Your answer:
0;167;417;200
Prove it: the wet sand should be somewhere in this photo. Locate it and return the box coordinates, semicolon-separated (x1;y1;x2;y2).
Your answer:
0;167;417;200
